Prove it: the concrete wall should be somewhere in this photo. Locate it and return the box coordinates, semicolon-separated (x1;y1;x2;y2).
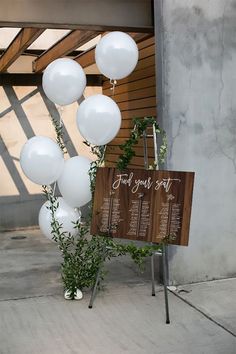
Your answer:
157;0;236;283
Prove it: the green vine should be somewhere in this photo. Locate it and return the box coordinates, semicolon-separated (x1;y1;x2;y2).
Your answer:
117;116;167;170
84;142;106;197
51;117;67;154
44;114;168;299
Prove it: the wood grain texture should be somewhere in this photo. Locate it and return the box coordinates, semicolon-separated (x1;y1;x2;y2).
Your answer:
103;76;156;96
138;45;155;60
91;168;195;246
105;154;154;166
103;36;156;169
105;86;156;103
74;32;154;70
134;54;155;71
118;118;157;130
106;145;155;157
33;30;100;72
137;36;155;49
74;45;96;68
121;106;157;119
128;32;153;44
118;96;156;111
108;136;154;147
103;65;156;89
0;28;44;72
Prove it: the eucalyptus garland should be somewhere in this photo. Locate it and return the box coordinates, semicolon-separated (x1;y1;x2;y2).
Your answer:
84;142;106;197
51;116;67;154
44;114;168;298
117;116;167;170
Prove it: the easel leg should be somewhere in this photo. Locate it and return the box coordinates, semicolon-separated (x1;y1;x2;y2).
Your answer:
151;253;156;296
164;244;170;286
88;264;102;308
88;247;107;309
162;244;170;324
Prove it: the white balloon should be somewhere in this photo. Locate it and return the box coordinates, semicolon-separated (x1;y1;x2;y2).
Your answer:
76;94;121;146
39;197;81;240
42;58;86;105
57;156;92;207
95;31;139;80
74;288;83;300
20;136;64;185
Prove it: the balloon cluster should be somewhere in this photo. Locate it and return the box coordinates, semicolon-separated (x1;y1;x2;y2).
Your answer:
20;32;139;240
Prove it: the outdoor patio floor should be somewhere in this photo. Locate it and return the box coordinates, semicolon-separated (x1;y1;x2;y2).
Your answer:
0;229;235;354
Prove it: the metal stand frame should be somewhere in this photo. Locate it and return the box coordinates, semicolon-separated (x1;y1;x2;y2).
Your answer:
143;123;170;323
150;245;170;323
88;247;107;309
88;122;171;324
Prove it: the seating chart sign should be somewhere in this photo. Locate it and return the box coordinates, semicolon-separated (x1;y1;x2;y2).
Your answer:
90;168;194;246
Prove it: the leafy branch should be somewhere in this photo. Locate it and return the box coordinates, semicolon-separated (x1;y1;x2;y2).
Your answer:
43;114;168;298
51;117;67;154
116;116;167;170
84;142;106;197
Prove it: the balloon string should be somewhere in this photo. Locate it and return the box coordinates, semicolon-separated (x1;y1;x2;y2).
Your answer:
110;79;117;95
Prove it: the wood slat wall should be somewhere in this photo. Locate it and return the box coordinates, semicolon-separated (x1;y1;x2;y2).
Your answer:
103;36;157;169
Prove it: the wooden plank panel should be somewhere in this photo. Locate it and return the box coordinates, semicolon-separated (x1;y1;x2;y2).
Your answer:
107;137;155;148
91;168;194;246
138;45;155;60
126;164;147;169
137;36;155;50
104;34;157;169
105;153;153;166
115;127;157;140
119;119;158;137
33;30;100;72
106;86;156;103
75;34;155;70
115;129;134;139
104;161;116;168
118;97;156;111
103;76;156;95
120;119;138;129
106;145;155;157
0;28;44;72
103;55;155;81
103;65;155;89
0;73;102;86
74;46;96;68
129;33;153;44
121;106;156;119
104;161;149;169
134;54;155;72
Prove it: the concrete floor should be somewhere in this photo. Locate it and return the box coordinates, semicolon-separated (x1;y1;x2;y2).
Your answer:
0;229;235;354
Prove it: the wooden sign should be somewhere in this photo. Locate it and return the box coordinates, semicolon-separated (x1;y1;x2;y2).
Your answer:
91;168;194;246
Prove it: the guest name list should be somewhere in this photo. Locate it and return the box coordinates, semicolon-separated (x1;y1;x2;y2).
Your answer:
91;168;194;246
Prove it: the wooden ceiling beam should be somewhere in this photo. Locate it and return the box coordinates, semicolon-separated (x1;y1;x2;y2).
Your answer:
128;32;153;43
0;49;83;57
33;30;101;73
0;28;44;72
74;46;96;68
0;0;153;32
0;73;102;86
